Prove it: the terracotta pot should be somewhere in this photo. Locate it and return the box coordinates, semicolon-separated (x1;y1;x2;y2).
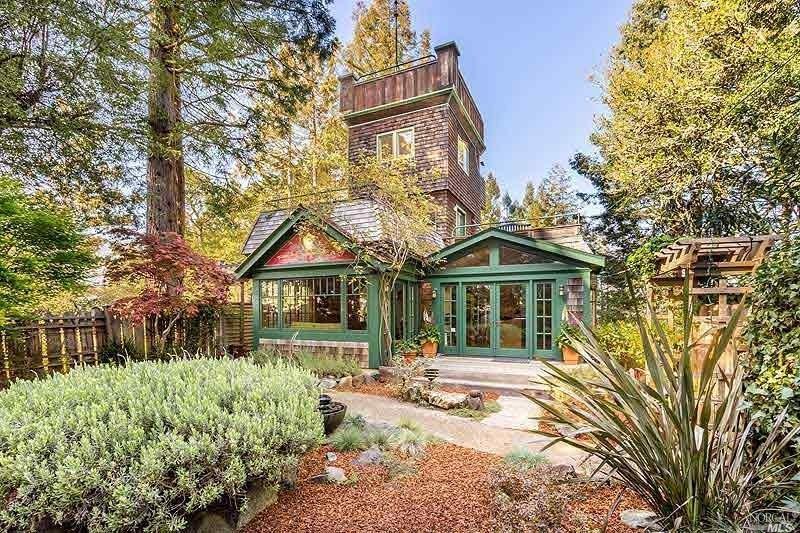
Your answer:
421;341;438;357
561;345;581;365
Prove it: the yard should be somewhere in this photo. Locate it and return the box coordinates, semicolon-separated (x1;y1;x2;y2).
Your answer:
244;426;644;533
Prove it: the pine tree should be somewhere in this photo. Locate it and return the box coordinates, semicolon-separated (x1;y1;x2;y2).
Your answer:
481;172;502;224
343;0;431;76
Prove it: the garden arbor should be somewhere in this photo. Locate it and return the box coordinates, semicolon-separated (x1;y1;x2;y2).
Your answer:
649;235;779;376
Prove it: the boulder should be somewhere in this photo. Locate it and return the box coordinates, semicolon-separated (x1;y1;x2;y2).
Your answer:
363;372;376;385
353;446;383;466
338;375;353;388
280;463;298;489
620;510;661;530
324;466;347;483
378;366;398;382
424;390;468;410
351;374;365;387
468;389;484;398
188;512;235;533
325;451;338;462
318;378;337;390
466;395;484;411
235;483;278;529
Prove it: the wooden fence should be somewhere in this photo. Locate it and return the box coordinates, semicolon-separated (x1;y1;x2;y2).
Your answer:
0;303;254;388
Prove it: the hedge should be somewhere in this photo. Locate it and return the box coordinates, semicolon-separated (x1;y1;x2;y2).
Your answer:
0;358;323;532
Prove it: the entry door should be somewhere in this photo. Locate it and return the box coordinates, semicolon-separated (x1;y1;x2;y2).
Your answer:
462;282;530;357
495;283;529;357
464;283;493;355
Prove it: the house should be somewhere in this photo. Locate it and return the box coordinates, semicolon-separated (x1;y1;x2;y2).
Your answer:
235;42;605;368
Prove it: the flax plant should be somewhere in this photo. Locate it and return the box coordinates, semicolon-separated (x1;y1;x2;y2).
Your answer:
528;281;800;531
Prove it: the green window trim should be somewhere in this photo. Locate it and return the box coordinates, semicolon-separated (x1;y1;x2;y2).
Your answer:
257;275;370;332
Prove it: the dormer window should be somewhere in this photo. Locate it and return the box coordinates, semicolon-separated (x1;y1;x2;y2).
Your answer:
458;136;469;173
377;127;414;161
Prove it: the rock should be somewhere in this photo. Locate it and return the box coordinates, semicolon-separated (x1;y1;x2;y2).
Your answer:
468;389;484;398
280;463;298;489
378;366;398;382
353;446;383;466
325;451;338;462
363;372;376;385
620;510;661;530
466;396;484;410
402;383;425;403
338;375;353;388
324;466;346;483
351;374;365;387
549;464;576;480
318;378;337;390
236;483;278;529
188;512;235;533
424;390;468;410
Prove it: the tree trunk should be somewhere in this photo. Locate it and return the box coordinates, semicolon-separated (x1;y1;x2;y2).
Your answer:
146;1;184;237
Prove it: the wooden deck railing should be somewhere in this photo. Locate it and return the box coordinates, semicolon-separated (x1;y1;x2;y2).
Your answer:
340;42;484;140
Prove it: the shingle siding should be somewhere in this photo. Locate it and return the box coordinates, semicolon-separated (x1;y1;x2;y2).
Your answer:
346;98;485;241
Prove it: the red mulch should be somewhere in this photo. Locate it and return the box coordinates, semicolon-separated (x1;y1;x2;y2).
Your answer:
244;443;645;533
244;443;500;533
342;380;500;402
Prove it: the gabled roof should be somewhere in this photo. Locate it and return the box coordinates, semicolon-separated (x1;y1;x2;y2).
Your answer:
429;227;605;269
242;198;391;255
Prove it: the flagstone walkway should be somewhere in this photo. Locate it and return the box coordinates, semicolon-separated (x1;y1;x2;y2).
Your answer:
331;391;585;466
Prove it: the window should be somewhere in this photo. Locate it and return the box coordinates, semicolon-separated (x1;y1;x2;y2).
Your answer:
454;206;468;238
457;137;469;173
499;245;554;265
283;277;341;330
447;244;490;268
347;277;368;330
377;127;414;160
260;280;279;328
535;282;553;350
442;285;457;347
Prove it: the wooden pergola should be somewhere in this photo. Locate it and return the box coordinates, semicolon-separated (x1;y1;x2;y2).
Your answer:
649;235;779;378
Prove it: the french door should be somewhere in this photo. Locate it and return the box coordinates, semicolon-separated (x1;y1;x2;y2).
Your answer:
455;281;552;357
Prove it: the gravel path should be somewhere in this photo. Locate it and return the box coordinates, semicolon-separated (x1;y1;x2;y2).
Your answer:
331;391;585;465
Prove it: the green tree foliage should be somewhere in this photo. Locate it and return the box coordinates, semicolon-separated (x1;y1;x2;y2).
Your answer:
0;0;143;228
519;164;580;227
744;232;800;444
342;0;431;76
0;0;336;232
577;0;799;243
0;176;95;323
481;172;501;224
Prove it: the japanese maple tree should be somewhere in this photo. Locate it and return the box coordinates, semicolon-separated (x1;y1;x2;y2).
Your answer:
107;231;233;332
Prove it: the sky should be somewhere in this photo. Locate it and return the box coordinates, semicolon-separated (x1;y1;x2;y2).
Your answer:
331;0;634;207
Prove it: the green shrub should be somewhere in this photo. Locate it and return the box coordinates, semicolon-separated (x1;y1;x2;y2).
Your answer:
744;234;800;444
503;448;548;471
365;428;391;448
529;291;800;530
448;400;502;420
388;428;429;457
594;320;645;370
0;358;323;531
396;417;422;433
251;349;361;378
329;425;367;452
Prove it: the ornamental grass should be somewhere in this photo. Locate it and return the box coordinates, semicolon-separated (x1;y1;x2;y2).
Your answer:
529;282;800;531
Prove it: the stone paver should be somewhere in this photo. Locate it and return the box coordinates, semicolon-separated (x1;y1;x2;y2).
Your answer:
331;391;585;466
482;394;539;431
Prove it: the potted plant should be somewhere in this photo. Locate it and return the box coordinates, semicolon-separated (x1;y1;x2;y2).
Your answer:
417;322;441;358
556;323;583;365
393;338;421;364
